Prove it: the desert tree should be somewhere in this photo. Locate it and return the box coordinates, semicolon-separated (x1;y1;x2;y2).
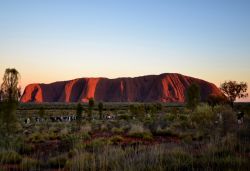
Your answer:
38;107;45;119
207;94;228;108
88;98;95;120
98;102;104;119
186;83;200;110
0;68;21;134
129;104;145;119
0;68;21;102
76;103;83;122
220;81;248;108
0;89;3;102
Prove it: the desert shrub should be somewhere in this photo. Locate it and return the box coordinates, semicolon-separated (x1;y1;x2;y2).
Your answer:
80;123;92;133
28;132;58;143
167;107;179;115
0;150;22;164
47;132;59;140
178;114;188;121
86;138;110;150
0;136;25;152
145;104;158;115
180;133;193;143
111;127;124;134
110;135;124;144
220;107;237;136
192;130;205;141
68;148;78;159
100;123;108;131
213;104;232;114
191;104;215;123
70;123;79;133
155;126;177;136
128;123;153;140
118;114;131;120
28;132;45;143
128;123;144;133
60;127;69;136
60;134;81;151
20;157;41;171
128;131;153;140
144;118;168;135
129;104;145;119
163;113;176;122
80;132;91;140
190;104;216;136
186;83;200;110
76;103;83;122
48;154;67;169
91;120;103;132
172;119;192;130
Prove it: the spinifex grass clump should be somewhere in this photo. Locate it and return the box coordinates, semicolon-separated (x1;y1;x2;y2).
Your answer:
128;123;153;140
0;151;22;164
19;157;41;171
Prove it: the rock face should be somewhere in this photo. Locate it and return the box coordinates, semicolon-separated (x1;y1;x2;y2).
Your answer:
21;73;222;103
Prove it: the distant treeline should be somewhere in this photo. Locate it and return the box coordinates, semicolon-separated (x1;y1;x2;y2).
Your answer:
17;102;186;110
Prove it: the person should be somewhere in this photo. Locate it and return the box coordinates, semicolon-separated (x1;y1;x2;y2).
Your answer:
237;111;244;124
24;118;30;124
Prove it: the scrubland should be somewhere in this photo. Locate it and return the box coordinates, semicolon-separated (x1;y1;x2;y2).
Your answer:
0;103;250;170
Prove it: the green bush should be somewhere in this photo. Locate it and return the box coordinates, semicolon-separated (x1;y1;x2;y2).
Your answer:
190;104;216;135
80;132;91;141
118;114;131;120
127;123;153;140
163;113;176;122
80;123;92;133
28;131;60;143
100;123;108;131
155;126;176;136
86;138;110;149
68;148;78;159
220;107;237;136
128;131;153;140
110;135;124;144
111;127;124;134
191;104;215;124
178;114;188;121
60;134;82;151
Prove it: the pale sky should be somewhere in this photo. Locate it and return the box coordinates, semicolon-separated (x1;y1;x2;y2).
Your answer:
0;0;249;101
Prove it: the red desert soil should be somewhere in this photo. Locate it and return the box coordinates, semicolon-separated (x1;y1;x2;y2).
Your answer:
21;73;222;103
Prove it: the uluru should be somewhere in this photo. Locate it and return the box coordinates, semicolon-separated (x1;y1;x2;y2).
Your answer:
20;73;222;103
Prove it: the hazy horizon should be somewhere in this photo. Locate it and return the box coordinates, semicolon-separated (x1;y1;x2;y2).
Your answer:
0;0;250;102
